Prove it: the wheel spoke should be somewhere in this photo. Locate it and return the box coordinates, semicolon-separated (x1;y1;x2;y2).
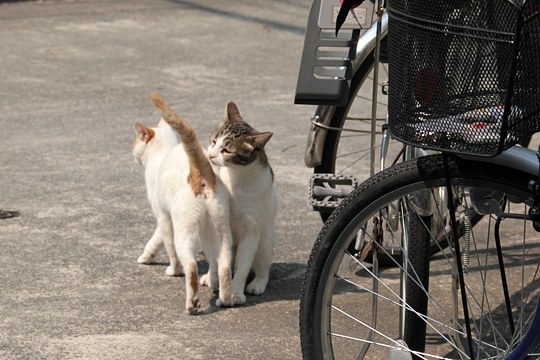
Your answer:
340;252;472;357
331;305;461;360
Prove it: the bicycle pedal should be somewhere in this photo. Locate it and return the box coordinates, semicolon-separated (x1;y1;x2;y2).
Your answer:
308;174;358;211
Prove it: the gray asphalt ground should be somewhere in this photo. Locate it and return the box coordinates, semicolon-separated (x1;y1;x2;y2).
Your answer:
0;1;324;358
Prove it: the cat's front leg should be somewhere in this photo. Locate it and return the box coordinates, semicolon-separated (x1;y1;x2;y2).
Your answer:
215;229;234;307
215;276;234;307
137;225;164;264
231;231;260;305
246;226;274;295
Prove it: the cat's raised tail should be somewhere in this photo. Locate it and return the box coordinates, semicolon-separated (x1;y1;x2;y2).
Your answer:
151;92;216;195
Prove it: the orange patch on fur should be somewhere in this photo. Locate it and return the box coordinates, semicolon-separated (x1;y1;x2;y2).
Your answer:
186;166;215;197
189;270;198;293
187;173;202;196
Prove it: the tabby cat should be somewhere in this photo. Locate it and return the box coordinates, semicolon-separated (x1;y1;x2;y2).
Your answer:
208;102;276;305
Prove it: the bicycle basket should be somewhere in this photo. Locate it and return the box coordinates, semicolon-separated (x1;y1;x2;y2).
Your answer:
387;0;540;156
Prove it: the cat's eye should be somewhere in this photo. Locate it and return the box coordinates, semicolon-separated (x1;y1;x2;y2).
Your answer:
221;148;231;154
211;139;216;146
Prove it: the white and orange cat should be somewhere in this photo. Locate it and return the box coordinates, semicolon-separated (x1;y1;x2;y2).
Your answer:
208;102;276;305
132;92;234;314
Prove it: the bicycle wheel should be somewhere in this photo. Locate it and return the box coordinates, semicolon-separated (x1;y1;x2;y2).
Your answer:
300;154;540;359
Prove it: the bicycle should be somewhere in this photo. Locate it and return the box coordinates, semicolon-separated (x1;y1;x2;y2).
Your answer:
297;0;540;358
296;0;440;267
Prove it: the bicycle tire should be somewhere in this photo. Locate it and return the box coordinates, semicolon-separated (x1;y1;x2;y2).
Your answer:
300;154;540;359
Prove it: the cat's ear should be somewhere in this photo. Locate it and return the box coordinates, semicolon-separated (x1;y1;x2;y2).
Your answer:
224;101;243;124
252;131;273;148
134;122;155;144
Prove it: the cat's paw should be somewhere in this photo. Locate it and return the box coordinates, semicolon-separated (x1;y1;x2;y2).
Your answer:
199;272;218;291
216;295;234;308
246;277;268;295
200;273;210;286
137;252;155;264
186;297;201;315
232;293;246;305
165;264;182;276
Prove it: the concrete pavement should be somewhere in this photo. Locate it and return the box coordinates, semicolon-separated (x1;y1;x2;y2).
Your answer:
0;1;323;358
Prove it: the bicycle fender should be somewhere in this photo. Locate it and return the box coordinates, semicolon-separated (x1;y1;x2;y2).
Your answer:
305;105;337;168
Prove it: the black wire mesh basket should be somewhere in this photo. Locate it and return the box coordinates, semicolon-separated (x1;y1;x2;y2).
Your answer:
387;0;540;156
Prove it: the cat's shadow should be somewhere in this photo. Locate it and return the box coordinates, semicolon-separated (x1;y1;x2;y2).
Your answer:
145;260;306;315
205;262;306;314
